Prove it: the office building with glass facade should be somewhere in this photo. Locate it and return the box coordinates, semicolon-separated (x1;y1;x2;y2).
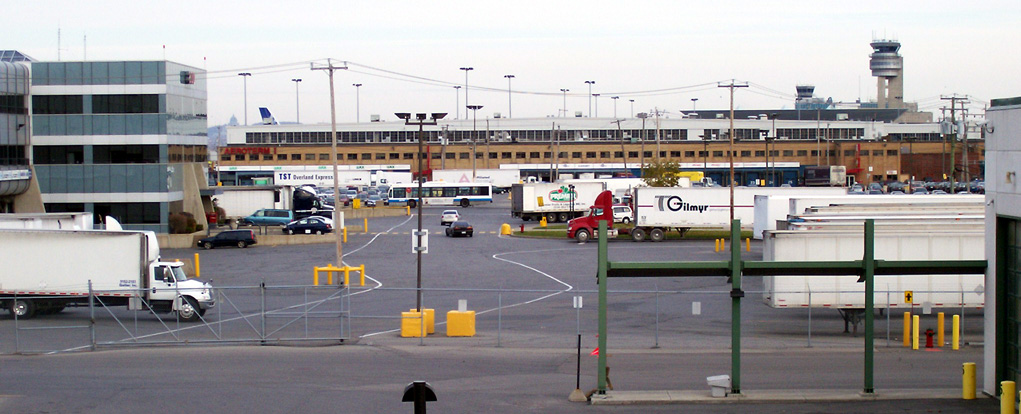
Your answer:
0;50;42;213
30;60;211;232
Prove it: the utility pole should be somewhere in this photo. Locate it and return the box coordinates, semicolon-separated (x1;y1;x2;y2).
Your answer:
311;59;348;268
718;80;748;222
654;108;663;161
941;95;969;192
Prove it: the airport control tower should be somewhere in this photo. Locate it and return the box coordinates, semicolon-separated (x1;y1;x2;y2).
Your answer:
870;39;904;109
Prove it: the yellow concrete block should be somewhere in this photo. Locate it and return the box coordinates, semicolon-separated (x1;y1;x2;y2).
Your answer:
446;310;476;337
409;308;435;334
400;312;425;338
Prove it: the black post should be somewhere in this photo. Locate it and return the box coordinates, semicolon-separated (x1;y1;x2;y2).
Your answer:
576;334;582;390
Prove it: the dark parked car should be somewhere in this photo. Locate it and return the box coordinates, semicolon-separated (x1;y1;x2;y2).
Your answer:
283;217;333;235
445;221;473;237
198;229;257;249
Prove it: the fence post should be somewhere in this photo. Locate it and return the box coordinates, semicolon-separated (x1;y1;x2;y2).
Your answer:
89;280;96;351
807;288;812;348
497;292;503;348
261;279;267;343
653;283;659;349
13;293;19;353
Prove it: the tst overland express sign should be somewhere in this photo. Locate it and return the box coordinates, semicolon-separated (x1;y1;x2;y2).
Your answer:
655;195;709;214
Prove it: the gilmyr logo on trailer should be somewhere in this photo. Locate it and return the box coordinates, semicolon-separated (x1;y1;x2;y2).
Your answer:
655;195;709;213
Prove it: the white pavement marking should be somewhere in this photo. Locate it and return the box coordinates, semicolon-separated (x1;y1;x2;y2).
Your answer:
359;248;575;338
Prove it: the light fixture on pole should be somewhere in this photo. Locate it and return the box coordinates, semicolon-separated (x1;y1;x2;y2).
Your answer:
504;75;515;118
352;83;362;123
396;112;447;313
584;80;595;117
611;96;619;119
560;89;569;117
691;97;698;112
467;105;483;181
460;66;473;111
592;93;601;118
290;78;302;123
238;72;251;125
629;99;635;118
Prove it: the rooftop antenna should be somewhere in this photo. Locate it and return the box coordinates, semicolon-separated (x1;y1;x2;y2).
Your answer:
83;33;86;61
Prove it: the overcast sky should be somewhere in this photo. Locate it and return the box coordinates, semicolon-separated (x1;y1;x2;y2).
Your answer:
6;1;1019;125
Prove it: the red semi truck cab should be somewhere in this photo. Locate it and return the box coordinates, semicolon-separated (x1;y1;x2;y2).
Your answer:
566;190;618;243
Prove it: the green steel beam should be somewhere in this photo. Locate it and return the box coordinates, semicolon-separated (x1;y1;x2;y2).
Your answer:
864;220;875;394
730;219;743;394
597;220;608;394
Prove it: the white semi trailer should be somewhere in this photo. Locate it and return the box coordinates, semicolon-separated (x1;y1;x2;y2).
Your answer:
511;182;606;222
762;229;984;310
0;229;215;321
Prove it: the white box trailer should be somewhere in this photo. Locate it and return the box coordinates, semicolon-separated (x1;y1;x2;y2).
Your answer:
634;187;848;233
762;229;985;310
373;171;413;186
0;229;214;321
433;169;520;189
216;187;285;218
0;213;94;230
752;194;985;239
511;182;606;223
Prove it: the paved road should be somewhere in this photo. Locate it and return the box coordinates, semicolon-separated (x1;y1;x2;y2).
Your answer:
0;197;995;412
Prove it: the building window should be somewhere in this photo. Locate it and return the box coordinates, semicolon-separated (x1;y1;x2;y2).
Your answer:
887;150;898;156
572;152;582;158
263;154;273;161
797;150;808;156
754;150;765;157
783;150;793;156
501;152;511;159
347;154;357;160
844;150;855;156
290;154;301;160
489;152;497;159
319;154;329;161
92;94;160;114
277;154;287;161
389;153;400;160
31;95;83;114
362;153;373;160
515;152;526;159
601;151;610;158
740;151;751;157
532;152;542;158
713;151;724;157
586;152;597;158
681;151;691;157
445;153;456;159
860;150;870;156
629;151;639;158
93;145;159;163
33;145;85;164
431;153;441;160
376;153;386;160
234;154;245;161
403;153;414;160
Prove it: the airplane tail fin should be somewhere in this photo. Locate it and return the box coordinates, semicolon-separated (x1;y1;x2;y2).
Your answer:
259;107;278;125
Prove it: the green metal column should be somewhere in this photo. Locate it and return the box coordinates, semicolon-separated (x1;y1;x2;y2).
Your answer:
863;219;875;393
730;219;743;394
597;220;608;393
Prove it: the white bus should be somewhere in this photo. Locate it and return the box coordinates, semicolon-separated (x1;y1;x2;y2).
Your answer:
387;182;493;208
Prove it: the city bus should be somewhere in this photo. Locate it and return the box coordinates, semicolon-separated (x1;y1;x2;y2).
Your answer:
387;182;493;208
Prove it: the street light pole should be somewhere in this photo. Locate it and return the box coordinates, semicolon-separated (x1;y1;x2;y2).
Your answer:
504;75;515;118
691;97;698;112
593;93;600;117
629;99;635;118
453;86;461;120
611;96;619;119
560;89;569;117
238;72;251;125
584;81;595;117
352;83;362;123
396;112;447;313
291;78;301;123
467;105;483;181
460;66;474;113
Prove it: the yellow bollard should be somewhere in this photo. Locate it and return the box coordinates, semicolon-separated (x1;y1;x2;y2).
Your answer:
406;206;411;216
962;362;976;399
343;227;348;243
953;314;960;350
745;237;750;252
938;312;945;347
540;216;547;228
1002;381;1016;414
194;253;200;278
721;238;725;251
363;218;368;233
714;239;720;252
912;315;919;350
500;223;511;235
903;312;911;347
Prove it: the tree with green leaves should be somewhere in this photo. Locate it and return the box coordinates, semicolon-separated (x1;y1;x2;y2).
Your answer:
641;159;680;187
